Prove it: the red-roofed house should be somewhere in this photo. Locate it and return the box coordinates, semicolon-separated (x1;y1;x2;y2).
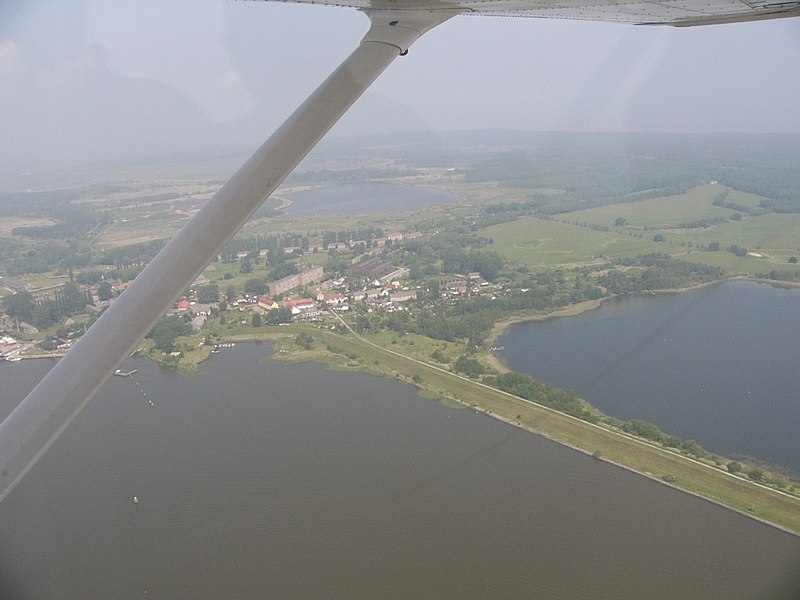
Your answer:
283;298;316;315
258;296;279;311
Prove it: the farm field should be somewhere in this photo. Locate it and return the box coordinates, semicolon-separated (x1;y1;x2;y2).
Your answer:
482;217;661;268
560;184;736;228
483;184;800;275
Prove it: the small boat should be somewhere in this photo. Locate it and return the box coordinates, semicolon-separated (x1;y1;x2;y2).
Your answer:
133;496;139;504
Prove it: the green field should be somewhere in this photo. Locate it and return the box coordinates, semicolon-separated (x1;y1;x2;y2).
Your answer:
563;184;735;229
482;217;659;268
482;184;800;275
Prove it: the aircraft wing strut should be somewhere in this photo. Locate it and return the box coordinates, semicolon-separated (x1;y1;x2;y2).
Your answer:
1;0;798;502
0;8;457;503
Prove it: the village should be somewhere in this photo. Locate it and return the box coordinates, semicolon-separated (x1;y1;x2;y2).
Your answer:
0;229;498;362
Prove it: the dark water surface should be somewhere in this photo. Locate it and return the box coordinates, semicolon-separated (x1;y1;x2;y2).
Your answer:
284;182;458;216
1;343;799;598
499;281;800;473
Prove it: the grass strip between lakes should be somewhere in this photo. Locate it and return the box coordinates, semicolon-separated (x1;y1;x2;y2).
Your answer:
281;327;800;536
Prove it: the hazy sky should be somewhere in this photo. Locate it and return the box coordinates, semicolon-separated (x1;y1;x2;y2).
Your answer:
1;1;799;175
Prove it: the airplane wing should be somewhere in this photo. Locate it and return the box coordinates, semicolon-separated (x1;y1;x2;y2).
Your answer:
278;0;800;26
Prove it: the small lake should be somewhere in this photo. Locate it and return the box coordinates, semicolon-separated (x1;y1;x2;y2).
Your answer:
283;182;458;216
1;344;799;598
498;281;800;473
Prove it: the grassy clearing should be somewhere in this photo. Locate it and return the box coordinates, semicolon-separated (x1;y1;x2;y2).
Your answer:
483;184;800;274
680;213;800;256
563;184;734;229
0;217;59;238
482;217;657;268
727;189;772;210
98;215;185;247
15;272;71;290
679;251;800;275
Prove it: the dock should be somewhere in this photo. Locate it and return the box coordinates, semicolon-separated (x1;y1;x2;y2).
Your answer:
113;369;139;377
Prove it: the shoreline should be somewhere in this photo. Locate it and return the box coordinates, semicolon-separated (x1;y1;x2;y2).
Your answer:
476;403;800;539
314;326;800;536
483;275;784;353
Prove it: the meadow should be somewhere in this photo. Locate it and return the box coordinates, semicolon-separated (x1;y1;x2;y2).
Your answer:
482;184;800;276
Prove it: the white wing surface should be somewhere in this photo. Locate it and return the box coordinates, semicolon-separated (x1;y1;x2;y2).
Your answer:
273;0;800;25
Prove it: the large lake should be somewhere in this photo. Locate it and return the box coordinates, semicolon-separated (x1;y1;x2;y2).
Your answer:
1;343;799;598
498;281;800;473
284;182;458;216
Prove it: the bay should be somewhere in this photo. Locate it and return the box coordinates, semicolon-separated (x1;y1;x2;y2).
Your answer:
1;342;799;598
498;281;800;473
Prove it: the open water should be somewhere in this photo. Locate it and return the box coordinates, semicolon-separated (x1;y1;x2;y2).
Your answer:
498;281;800;473
1;342;799;598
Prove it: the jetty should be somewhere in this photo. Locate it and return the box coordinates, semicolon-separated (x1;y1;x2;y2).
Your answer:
113;369;138;377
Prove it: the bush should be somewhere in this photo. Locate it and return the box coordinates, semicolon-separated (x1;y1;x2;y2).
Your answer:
747;468;764;482
727;461;743;474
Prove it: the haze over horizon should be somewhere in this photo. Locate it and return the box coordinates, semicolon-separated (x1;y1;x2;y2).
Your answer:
1;0;799;177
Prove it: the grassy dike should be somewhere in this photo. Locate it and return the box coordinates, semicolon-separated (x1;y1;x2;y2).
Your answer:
272;324;800;536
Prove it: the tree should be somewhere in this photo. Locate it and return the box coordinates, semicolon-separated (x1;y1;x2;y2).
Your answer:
653;234;666;242
31;303;59;328
470;250;504;282
97;281;113;301
3;291;34;322
226;285;237;301
251;313;262;327
727;461;743;474
295;332;313;349
197;284;220;303
243;278;266;295
147;315;192;352
614;217;627;226
239;257;253;273
454;355;486;378
789;256;798;264
266;306;292;324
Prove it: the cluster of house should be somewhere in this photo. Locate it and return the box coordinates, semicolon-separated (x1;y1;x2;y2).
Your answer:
256;294;343;318
443;273;490;297
166;259;424;325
